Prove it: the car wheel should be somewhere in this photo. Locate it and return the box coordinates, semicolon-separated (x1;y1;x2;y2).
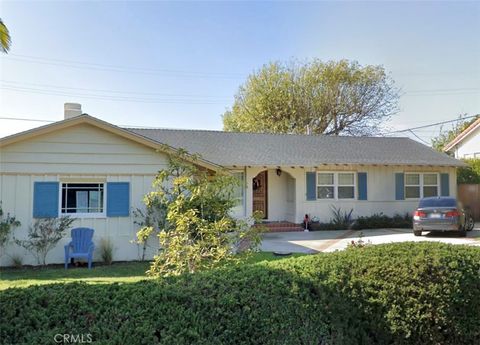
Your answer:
466;216;475;231
413;231;422;237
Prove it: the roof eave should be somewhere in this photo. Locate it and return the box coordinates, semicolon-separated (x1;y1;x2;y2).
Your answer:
223;161;467;168
0;114;224;172
443;117;480;152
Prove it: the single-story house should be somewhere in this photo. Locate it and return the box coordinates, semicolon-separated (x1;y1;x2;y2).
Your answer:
444;116;480;159
0;104;465;265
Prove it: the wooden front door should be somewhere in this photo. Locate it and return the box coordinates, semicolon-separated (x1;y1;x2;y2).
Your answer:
252;171;268;219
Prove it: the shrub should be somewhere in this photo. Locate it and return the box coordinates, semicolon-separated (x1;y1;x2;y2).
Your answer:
0;203;20;258
458;158;480;184
14;217;74;266
330;206;354;229
144;148;262;276
309;212;412;231
352;212;412;230
1;242;479;345
99;238;114;265
9;253;23;268
308;221;343;231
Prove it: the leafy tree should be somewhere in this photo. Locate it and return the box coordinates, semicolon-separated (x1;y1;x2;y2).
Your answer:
457;159;480;184
0;203;20;259
431;114;479;152
223;59;399;136
15;217;74;266
0;19;11;53
140;149;262;277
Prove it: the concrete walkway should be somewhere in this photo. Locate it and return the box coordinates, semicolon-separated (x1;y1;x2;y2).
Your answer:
261;224;480;253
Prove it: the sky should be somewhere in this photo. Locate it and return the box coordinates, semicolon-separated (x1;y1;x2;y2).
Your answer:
0;1;479;144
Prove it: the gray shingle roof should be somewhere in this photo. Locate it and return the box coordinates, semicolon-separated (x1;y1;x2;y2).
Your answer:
126;128;465;167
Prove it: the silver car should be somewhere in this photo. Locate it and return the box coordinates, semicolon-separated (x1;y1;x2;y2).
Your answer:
413;197;475;237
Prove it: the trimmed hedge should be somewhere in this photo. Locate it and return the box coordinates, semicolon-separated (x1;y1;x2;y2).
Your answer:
309;213;412;231
1;242;480;344
352;213;412;230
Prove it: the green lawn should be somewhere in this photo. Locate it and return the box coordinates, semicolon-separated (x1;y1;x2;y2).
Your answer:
0;252;305;290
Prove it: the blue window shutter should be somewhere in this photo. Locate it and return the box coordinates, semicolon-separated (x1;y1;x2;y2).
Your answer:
440;173;450;196
395;173;405;200
306;172;316;201
357;172;367;200
107;182;130;217
33;182;59;218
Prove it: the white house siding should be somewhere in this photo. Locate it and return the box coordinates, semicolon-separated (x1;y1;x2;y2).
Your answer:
454;126;480;159
0;124;168;266
244;165;457;224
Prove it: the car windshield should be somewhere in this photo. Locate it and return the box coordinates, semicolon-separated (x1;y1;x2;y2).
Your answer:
419;198;456;208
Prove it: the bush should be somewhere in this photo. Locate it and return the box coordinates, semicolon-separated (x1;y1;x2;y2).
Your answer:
352;213;412;230
308;221;343;231
1;242;479;345
99;238;114;265
0;203;20;258
14;217;74;266
458;158;480;184
309;213;412;231
143;149;261;276
9;253;23;268
330;206;353;229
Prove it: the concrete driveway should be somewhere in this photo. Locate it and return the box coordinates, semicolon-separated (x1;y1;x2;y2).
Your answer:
261;224;480;253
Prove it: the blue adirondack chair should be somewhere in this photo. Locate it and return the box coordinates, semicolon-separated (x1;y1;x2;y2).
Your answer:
64;227;95;269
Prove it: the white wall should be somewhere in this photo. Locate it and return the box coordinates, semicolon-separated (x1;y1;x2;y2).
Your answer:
455;126;480;159
0;124;167;266
244;165;457;224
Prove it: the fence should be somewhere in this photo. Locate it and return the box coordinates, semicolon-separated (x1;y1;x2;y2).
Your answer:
458;184;480;221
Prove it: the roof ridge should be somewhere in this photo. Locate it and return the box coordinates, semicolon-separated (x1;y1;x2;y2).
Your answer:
125;127;411;139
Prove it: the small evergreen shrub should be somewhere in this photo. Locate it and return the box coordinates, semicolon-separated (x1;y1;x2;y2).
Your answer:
352;212;412;230
309;213;412;231
1;242;479;345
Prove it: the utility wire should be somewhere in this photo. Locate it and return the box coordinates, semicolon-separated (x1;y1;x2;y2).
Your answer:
0;86;228;104
0;116;188;130
2;77;478;100
407;129;430;145
2;54;246;79
4;55;480;93
381;114;479;135
405;87;480;94
0;80;230;99
3;114;479;137
0;116;54;123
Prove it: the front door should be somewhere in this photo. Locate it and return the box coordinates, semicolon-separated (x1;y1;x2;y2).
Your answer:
252;171;268;219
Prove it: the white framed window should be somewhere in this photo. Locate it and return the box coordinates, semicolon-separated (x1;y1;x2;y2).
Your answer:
338;173;355;199
405;173;439;199
317;172;356;200
422;173;438;197
317;173;334;199
405;173;420;199
61;183;106;217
